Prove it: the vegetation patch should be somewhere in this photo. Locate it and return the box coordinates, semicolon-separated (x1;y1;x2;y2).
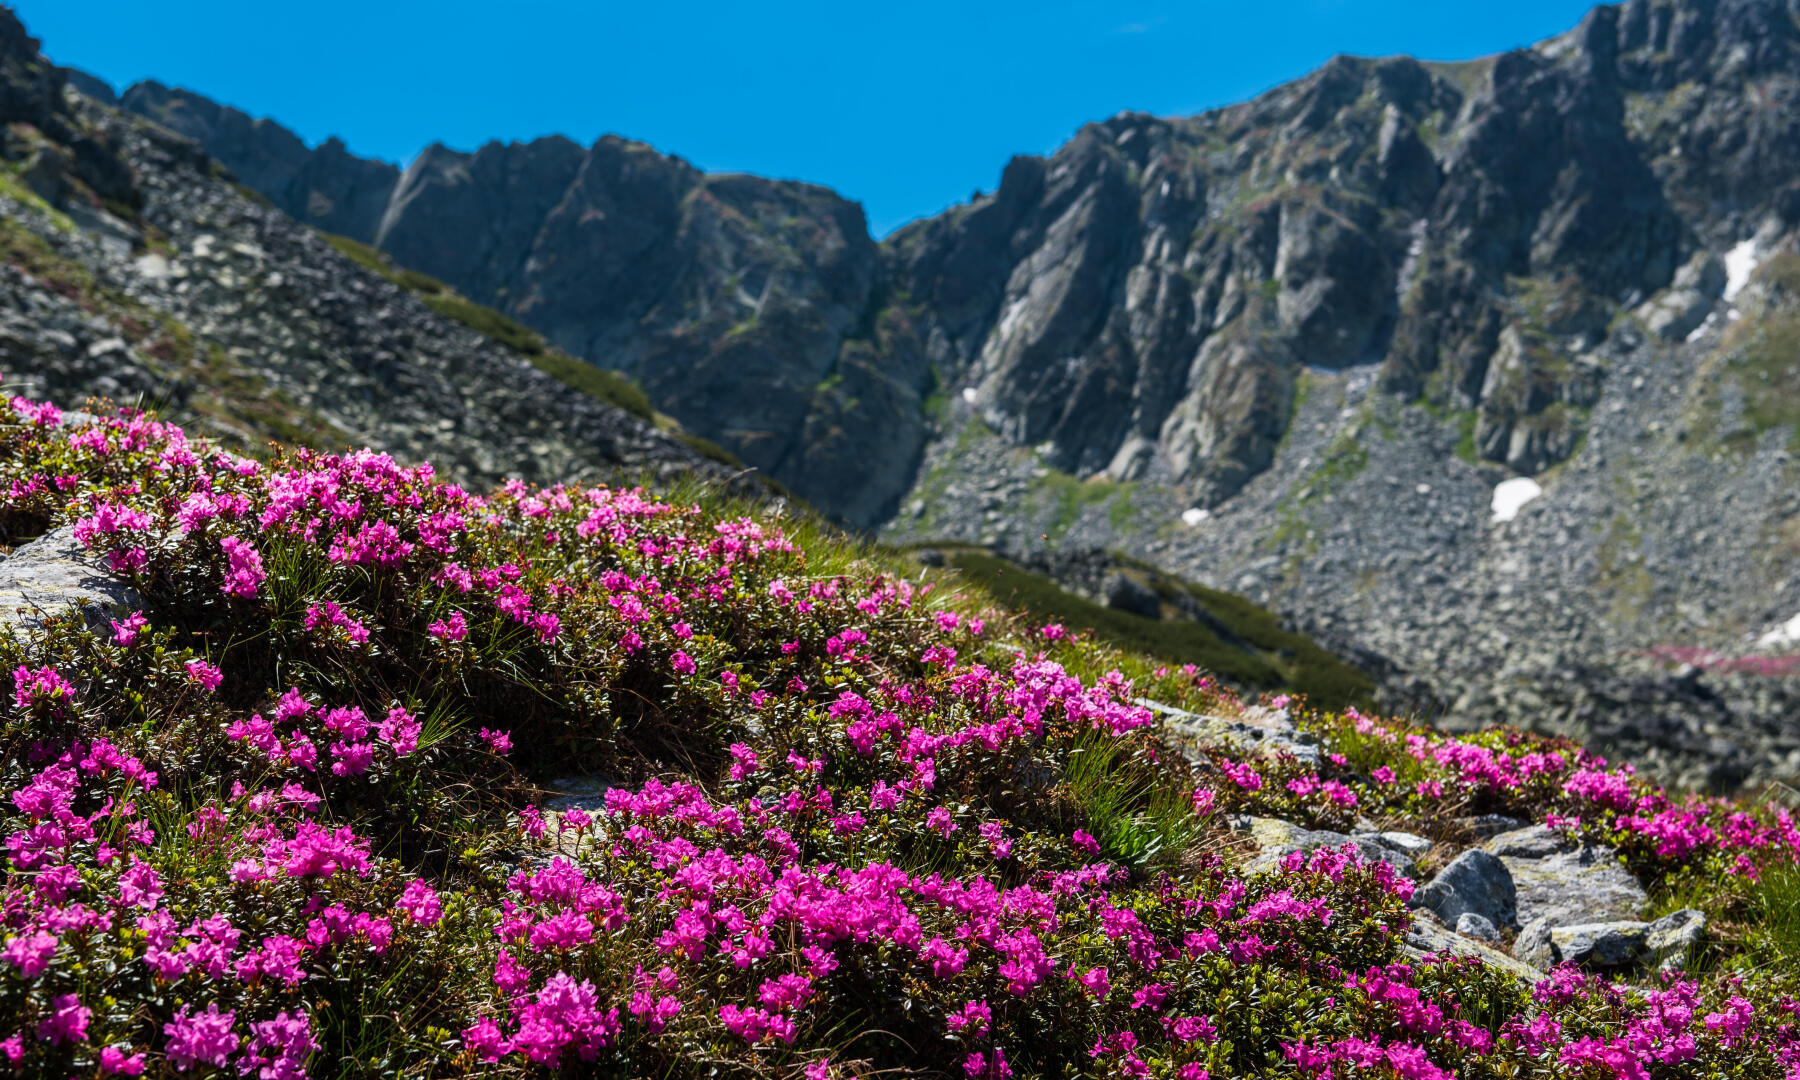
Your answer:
0;398;1797;1077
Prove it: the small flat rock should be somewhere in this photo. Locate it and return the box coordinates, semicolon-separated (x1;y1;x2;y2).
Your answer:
1144;699;1321;767
1457;814;1525;839
0;525;143;635
1234;816;1418;877
1375;831;1433;858
1410;849;1517;928
1404;911;1543;984
1484;824;1566;859
1457;912;1501;941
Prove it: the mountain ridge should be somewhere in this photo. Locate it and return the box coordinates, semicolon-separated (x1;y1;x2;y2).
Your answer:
29;0;1800;788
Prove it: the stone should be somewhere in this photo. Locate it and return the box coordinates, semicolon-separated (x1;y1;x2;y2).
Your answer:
1410;849;1517;929
0;525;143;635
1644;909;1707;971
1550;922;1651;969
1403;910;1543;985
1486;828;1647;928
1456;912;1501;942
1514;917;1556;970
1233;816;1418;878
1374;831;1434;859
1146;699;1321;767
1459;815;1526;839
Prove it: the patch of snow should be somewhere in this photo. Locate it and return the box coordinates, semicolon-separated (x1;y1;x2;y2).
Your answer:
1180;508;1210;526
1685;313;1715;344
1491;477;1543;523
960;387;978;404
1757;612;1800;651
132;253;171;281
1415;483;1432;495
1723;239;1758;302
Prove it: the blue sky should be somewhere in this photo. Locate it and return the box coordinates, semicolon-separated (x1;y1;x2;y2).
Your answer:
20;0;1600;237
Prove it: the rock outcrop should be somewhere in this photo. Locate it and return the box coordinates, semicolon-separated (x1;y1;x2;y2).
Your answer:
0;526;142;635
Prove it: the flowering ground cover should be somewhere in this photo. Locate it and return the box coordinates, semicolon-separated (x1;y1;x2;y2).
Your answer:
1;394;1798;1078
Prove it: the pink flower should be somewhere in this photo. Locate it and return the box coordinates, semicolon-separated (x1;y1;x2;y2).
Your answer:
2;928;57;977
1078;966;1112;1000
240;1012;317;1080
111;611;149;646
184;659;223;690
378;706;422;757
164;1003;239;1070
728;743;760;780
329;741;375;776
926;807;957;838
480;728;513;755
35;993;90;1045
219;536;266;598
671;650;696;676
99;1046;146;1075
461;1018;511;1062
12;664;74;710
947;1000;991;1036
397;880;443;925
428;610;469;641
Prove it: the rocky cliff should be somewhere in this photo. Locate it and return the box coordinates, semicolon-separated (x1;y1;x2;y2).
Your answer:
41;0;1800;786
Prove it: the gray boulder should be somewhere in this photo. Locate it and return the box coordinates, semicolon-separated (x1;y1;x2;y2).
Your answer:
0;525;143;635
1514;917;1556;969
1410;849;1517;928
1485;826;1647;927
1550;922;1651;969
1514;909;1705;972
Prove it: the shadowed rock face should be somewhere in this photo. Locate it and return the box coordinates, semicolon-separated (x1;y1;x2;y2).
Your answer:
107;0;1800;523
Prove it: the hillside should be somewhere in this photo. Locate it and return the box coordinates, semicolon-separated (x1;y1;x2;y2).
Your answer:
89;0;1800;791
3;392;1800;1077
0;10;730;495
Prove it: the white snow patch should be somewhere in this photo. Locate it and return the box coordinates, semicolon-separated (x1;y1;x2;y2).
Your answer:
1757;612;1800;651
1180;508;1210;526
1723;239;1758;302
1685;313;1714;344
1491;477;1543;523
960;387;979;404
132;253;171;281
